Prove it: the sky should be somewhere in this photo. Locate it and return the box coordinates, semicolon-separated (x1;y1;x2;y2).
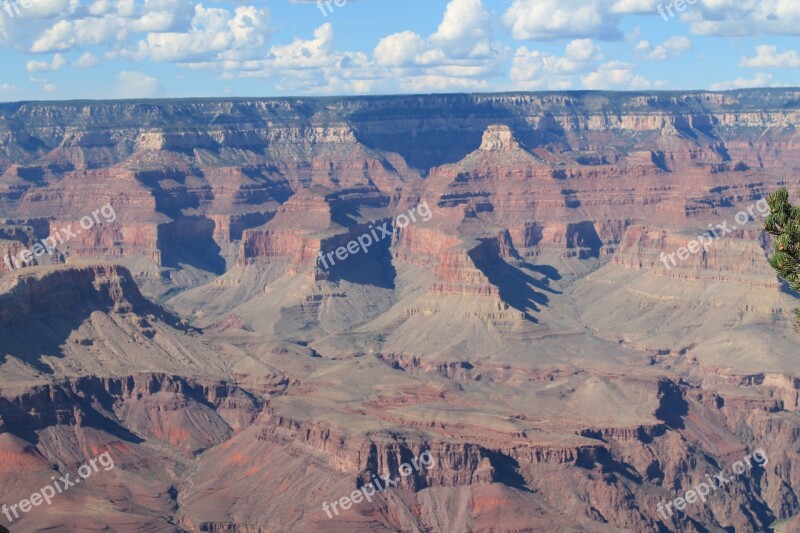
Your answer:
0;0;798;101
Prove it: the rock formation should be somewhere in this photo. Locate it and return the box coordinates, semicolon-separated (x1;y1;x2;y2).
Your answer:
0;89;799;531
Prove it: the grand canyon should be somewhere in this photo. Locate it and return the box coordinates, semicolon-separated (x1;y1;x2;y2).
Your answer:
0;89;799;532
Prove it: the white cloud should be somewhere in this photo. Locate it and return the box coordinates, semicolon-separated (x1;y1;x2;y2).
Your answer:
505;0;800;42
31;16;120;52
227;0;507;94
26;60;51;73
17;0;79;19
116;70;163;98
684;0;800;36
741;45;800;68
128;4;271;63
26;53;67;72
227;23;380;94
635;36;692;61
430;0;492;52
74;52;100;68
88;0;136;17
375;31;425;67
270;23;336;70
566;39;602;62
582;61;664;90
503;0;656;41
709;73;779;91
28;0;195;53
611;0;659;12
505;0;617;41
0;0;793;98
370;0;506;92
510;39;603;90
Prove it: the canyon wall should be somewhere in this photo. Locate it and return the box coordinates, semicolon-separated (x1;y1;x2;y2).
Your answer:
0;90;799;532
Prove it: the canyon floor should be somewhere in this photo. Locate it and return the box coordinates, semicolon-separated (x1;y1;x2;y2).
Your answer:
0;90;799;532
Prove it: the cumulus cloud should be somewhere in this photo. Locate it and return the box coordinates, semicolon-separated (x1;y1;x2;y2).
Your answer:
74;52;100;68
31;17;119;52
430;0;493;52
226;23;378;94
26;53;67;72
741;45;800;68
510;39;603;90
683;0;800;36
15;0;79;19
127;4;271;63
0;0;792;98
504;0;800;41
582;61;664;90
503;0;658;41
635;36;692;61
270;23;337;70
236;0;506;94
708;73;783;91
29;0;195;53
505;0;619;41
375;31;425;67
371;0;507;92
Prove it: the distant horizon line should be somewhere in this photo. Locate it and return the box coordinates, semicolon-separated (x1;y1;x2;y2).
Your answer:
1;86;799;106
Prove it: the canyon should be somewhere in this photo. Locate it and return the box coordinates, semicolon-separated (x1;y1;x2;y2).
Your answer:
0;89;799;532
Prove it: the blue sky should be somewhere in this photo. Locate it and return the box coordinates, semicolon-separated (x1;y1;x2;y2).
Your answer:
0;0;798;101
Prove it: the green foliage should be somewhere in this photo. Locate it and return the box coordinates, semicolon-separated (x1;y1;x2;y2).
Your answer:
764;188;800;329
369;333;387;345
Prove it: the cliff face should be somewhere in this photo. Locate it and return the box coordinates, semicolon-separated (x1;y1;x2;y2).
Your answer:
0;91;794;288
1;90;800;532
